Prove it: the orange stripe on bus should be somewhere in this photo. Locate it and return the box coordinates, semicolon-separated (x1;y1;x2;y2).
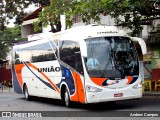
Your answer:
71;71;85;103
27;63;60;93
70;71;79;102
126;76;133;84
90;77;106;86
14;64;25;88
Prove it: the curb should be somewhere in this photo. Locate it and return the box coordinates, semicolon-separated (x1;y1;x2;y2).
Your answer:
143;92;160;97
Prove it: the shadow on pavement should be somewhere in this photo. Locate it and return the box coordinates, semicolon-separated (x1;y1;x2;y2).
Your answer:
18;96;151;111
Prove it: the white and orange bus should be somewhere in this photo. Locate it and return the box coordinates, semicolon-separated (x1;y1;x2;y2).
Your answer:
11;25;147;107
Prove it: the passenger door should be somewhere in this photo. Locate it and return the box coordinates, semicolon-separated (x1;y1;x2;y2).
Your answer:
74;52;86;103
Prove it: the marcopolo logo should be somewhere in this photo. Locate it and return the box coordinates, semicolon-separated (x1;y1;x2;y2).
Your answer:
38;66;60;72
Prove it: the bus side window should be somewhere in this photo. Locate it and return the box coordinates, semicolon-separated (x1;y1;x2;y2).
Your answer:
60;41;76;68
60;40;83;74
24;42;57;63
75;52;84;74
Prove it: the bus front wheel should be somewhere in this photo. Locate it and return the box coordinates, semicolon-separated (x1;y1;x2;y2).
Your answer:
64;88;72;108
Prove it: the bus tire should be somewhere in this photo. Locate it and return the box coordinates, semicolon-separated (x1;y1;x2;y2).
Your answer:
64;88;72;108
23;84;31;101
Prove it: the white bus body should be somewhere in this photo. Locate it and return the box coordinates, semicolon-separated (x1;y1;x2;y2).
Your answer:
11;25;147;107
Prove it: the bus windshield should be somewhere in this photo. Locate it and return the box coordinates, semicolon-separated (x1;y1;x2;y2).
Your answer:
85;37;139;79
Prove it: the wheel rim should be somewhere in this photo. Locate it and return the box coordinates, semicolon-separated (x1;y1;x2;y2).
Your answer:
64;90;69;106
24;86;28;99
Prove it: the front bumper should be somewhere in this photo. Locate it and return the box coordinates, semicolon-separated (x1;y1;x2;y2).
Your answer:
86;88;142;103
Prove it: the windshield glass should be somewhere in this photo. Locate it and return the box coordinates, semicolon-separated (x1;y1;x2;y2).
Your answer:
85;37;139;79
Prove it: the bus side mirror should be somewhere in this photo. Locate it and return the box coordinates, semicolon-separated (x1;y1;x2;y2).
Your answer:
130;37;147;55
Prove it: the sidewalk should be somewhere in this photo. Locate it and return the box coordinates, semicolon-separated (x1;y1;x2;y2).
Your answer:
143;91;160;97
0;87;13;93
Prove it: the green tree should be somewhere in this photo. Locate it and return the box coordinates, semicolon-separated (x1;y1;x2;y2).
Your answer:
34;0;105;32
0;42;9;60
0;0;79;32
33;0;77;32
1;0;159;35
34;0;160;34
107;0;160;36
0;0;48;30
72;0;160;36
0;25;23;59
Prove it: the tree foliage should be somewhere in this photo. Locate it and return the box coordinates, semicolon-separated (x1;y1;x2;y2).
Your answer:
0;25;23;59
71;0;160;36
108;0;160;36
34;0;71;32
0;0;47;29
0;0;160;35
34;0;160;34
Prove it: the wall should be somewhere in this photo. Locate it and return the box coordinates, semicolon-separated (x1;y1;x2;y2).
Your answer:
0;62;12;84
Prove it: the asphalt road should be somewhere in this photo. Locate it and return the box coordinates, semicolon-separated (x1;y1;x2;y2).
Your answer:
0;89;160;120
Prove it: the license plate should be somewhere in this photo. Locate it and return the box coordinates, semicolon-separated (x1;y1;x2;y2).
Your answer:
114;93;123;97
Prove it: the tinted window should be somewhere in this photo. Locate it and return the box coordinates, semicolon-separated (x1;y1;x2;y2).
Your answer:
59;41;81;70
18;42;57;63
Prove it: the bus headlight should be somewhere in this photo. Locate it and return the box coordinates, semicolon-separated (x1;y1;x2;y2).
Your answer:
132;82;142;89
86;85;103;92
